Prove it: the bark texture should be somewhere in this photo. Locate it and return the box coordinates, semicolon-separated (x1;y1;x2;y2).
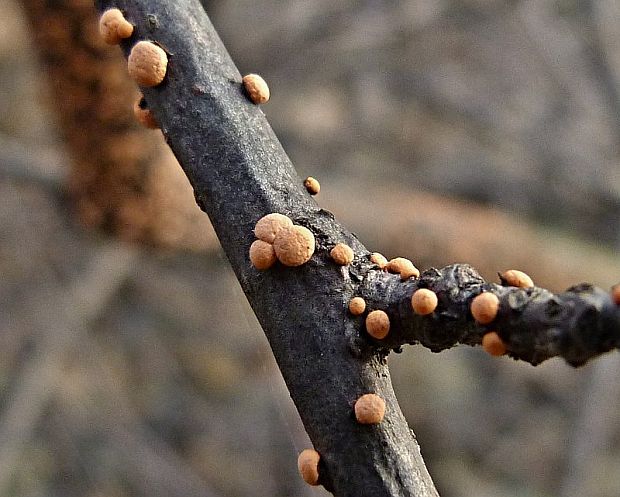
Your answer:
93;1;620;496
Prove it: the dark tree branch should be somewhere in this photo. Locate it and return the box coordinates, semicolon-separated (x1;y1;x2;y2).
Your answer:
360;265;620;367
93;1;620;496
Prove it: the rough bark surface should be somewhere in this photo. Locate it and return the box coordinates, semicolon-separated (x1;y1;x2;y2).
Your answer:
93;1;620;496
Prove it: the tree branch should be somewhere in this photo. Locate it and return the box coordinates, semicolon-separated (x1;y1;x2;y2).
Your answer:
94;1;620;496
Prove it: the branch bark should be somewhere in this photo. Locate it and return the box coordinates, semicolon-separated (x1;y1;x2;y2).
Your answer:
93;1;620;496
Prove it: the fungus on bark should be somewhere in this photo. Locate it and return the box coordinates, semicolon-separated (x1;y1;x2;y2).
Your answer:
93;1;620;495
254;213;293;244
612;284;620;305
297;449;321;486
272;225;315;267
370;252;388;269
330;243;354;266
386;257;420;280
470;292;500;325
365;310;390;339
500;269;534;288
348;297;366;316
99;8;133;44
354;394;386;425
242;73;270;104
249;240;277;270
482;331;507;356
303;176;320;195
411;288;438;315
128;41;168;87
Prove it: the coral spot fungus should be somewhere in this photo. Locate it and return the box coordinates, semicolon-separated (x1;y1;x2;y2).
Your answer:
612;284;620;305
242;74;270;104
254;213;293;244
500;269;534;288
482;331;507;356
99;8;133;45
273;225;315;267
303;176;320;195
128;41;168;87
348;297;366;316
471;292;500;325
330;243;354;266
297;449;321;486
370;252;388;269
365;310;390;339
411;288;438;315
354;393;386;424
249;240;277;270
387;257;420;280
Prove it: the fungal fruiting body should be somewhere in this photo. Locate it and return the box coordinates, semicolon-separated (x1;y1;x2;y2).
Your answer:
128;41;168;87
365;310;390;339
249;240;277;270
297;449;320;486
330;243;354;266
386;257;420;280
354;394;386;424
411;288;438;315
471;292;500;325
99;8;134;45
242;74;270;104
133;95;158;129
482;332;507;356
348;297;366;316
500;269;534;288
370;252;388;269
303;176;320;195
612;284;620;305
273;225;315;267
254;213;293;243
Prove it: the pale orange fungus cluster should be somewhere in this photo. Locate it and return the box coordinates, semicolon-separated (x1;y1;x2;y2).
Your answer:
249;213;315;269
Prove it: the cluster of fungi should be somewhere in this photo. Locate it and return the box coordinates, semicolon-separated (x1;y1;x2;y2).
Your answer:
97;6;620;492
99;8;270;131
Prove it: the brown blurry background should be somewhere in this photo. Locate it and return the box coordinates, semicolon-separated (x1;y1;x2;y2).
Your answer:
1;1;620;496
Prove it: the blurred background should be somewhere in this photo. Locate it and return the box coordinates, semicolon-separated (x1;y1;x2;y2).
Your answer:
1;0;619;496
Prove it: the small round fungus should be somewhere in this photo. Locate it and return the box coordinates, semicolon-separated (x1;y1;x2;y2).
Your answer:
471;292;500;325
297;449;320;486
273;225;315;267
330;243;354;266
354;393;386;425
254;213;293;243
500;269;534;288
133;95;158;129
411;289;438;315
610;284;620;305
370;252;388;269
242;73;270;104
387;257;420;280
128;41;168;87
249;240;277;270
365;310;390;339
99;8;134;45
348;297;366;316
303;176;320;195
482;331;507;357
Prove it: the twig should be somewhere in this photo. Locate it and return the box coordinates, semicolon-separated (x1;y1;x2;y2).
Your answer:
94;1;619;495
